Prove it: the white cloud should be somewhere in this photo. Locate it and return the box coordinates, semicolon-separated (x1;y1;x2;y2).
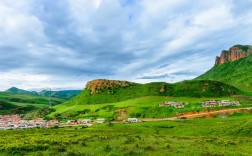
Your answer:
0;0;252;90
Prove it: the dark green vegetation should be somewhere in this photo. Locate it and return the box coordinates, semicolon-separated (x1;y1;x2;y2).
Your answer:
197;55;252;92
0;113;251;156
5;87;82;100
66;80;242;105
0;92;64;118
234;44;251;52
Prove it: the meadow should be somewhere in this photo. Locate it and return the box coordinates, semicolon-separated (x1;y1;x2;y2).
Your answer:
48;96;252;120
0;113;251;156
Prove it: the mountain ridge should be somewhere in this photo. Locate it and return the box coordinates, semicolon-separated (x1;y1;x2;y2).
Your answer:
215;45;252;65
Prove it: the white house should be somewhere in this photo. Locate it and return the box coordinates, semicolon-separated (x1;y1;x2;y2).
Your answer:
127;118;141;123
96;118;105;123
219;100;231;106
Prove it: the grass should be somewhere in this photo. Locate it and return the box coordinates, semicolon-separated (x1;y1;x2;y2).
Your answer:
48;96;252;120
0;113;251;155
197;54;252;92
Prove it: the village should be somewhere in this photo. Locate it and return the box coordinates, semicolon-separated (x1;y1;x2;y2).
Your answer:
0;100;241;130
159;100;240;108
0;114;142;130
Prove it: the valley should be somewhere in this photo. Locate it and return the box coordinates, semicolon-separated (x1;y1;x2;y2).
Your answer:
1;44;252;155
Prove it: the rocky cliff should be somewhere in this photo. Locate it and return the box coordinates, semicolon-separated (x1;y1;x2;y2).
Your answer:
85;79;134;94
215;45;252;65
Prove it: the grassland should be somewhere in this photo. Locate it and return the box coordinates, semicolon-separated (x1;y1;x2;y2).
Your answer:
0;113;251;156
48;96;252;120
197;54;252;92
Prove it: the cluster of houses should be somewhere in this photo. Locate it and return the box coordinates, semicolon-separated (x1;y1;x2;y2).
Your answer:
66;118;105;125
159;101;185;108
159;100;241;108
0;114;143;130
202;100;240;107
67;118;142;125
0;114;59;130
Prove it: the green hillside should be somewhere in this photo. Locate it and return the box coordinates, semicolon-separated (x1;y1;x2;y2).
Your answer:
197;55;252;92
0;92;64;117
64;79;242;106
49;95;252;120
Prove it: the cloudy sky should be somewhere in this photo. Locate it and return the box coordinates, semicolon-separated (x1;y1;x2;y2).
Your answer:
0;0;252;91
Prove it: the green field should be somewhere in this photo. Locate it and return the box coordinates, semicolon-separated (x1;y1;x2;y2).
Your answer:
48;96;252;120
0;113;251;156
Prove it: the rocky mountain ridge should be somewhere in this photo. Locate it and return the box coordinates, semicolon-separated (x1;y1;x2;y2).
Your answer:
215;45;252;65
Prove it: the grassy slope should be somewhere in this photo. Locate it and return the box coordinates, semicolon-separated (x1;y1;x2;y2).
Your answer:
48;80;244;119
48;96;252;120
197;55;252;92
65;80;242;106
0;92;65;116
0;113;251;155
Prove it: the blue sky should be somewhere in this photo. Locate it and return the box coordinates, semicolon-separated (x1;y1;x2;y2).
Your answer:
0;0;252;90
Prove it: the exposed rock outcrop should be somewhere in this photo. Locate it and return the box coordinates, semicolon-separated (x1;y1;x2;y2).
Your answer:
85;79;134;95
215;45;252;65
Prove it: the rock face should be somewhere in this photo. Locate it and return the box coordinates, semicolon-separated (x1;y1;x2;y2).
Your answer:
215;45;252;65
85;79;134;95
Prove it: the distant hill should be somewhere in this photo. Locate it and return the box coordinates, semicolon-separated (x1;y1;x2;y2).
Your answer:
64;79;242;106
39;90;82;100
5;87;82;100
197;45;252;92
5;87;38;95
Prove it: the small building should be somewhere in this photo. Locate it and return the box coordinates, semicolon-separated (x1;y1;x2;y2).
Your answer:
202;100;217;107
67;120;77;125
219;100;231;106
82;119;92;124
174;103;184;108
159;101;185;108
0;124;6;130
48;120;59;126
96;118;105;123
127;118;141;123
230;101;240;106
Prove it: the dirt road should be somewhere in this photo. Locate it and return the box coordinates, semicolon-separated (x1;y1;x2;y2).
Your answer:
140;107;252;122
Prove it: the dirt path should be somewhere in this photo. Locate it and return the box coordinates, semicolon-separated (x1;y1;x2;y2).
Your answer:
140;107;252;122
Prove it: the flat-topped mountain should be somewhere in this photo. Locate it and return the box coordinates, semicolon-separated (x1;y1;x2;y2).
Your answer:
215;45;252;65
86;79;134;95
